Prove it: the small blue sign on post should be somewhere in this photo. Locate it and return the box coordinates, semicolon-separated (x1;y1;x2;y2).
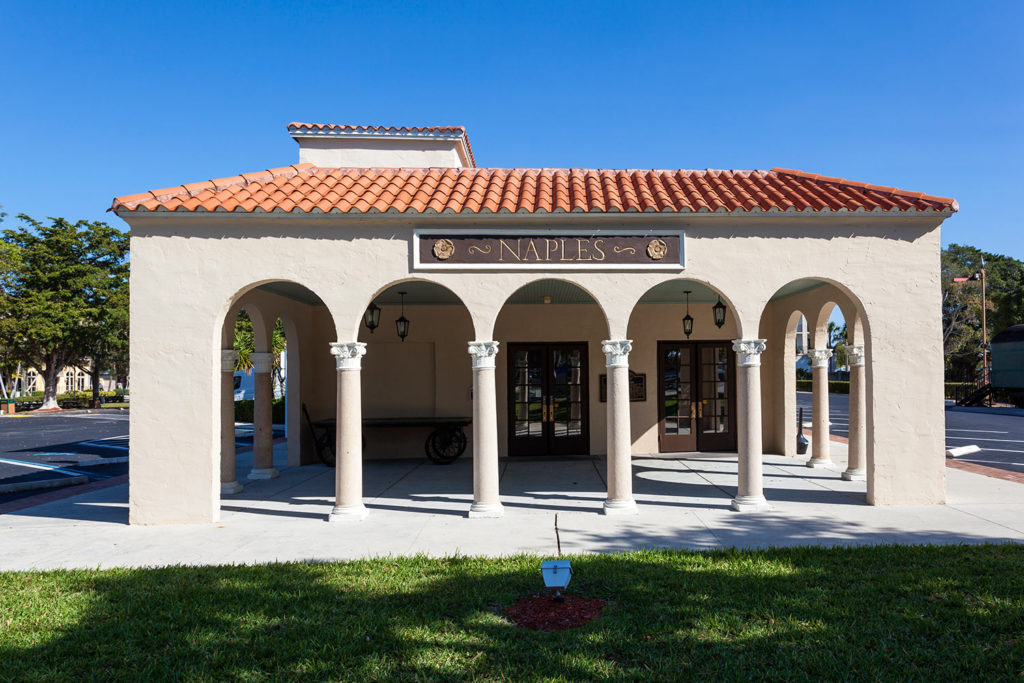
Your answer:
541;560;572;590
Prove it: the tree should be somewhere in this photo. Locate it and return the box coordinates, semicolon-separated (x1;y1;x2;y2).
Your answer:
942;244;1024;378
0;215;129;409
827;321;847;369
232;312;287;395
80;266;129;407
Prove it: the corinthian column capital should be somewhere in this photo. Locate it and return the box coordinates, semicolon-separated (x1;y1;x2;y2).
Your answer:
732;339;766;367
847;345;865;367
601;340;632;368
330;342;367;371
467;341;500;370
809;348;833;368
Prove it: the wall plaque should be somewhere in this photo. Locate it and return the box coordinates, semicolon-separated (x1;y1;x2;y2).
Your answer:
414;230;684;270
599;372;647;402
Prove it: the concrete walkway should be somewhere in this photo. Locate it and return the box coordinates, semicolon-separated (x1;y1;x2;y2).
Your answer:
2;440;1022;570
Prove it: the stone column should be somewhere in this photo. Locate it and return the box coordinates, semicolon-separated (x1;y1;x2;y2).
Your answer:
843;345;867;481
602;340;638;515
731;339;770;512
327;342;368;522
220;349;243;494
807;348;835;469
467;341;503;518
247;352;279;480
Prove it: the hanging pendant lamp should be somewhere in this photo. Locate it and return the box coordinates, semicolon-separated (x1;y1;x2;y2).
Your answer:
682;290;694;338
364;302;381;333
713;296;727;328
395;291;410;341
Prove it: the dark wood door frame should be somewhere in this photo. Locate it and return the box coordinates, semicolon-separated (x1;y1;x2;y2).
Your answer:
657;341;737;453
507;342;590;456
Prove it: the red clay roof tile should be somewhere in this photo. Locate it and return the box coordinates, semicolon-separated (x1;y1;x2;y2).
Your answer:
111;166;957;216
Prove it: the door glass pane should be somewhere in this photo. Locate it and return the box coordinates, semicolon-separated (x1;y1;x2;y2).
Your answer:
513;349;544;439
663;345;693;437
701;345;731;435
551;348;583;438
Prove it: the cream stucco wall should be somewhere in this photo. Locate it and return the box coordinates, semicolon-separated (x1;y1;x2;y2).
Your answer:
296;137;468;168
125;212;949;524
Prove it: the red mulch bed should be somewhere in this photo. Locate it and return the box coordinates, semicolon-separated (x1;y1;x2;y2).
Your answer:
503;593;607;631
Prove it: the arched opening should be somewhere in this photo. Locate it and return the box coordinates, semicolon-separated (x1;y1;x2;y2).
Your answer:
218;280;336;500
757;278;870;495
626;279;743;455
489;279;609;461
354;279;476;464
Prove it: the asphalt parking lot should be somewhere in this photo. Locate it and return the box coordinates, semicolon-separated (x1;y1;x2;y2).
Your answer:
0;412;282;506
796;391;1024;475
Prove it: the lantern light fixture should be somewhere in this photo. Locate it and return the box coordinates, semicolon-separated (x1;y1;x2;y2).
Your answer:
682;290;694;339
395;291;410;342
363;302;381;333
713;296;727;329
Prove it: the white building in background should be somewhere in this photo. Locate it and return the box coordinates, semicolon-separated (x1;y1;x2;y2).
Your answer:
20;366;120;395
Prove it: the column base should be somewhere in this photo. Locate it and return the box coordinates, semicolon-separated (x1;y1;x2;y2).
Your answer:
602;498;638;516
805;459;835;469
326;504;369;522
468;502;504;518
731;495;771;512
221;481;243;495
247;467;280;480
842;469;867;481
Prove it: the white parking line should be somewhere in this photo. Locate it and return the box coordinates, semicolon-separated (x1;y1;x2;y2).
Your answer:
0;457;113;479
945;429;1009;434
959;448;1024;455
945;436;1024;444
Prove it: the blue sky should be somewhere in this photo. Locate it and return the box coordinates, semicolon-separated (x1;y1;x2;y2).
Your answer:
1;1;1021;261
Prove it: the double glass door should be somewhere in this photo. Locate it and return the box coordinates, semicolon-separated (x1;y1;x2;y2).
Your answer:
657;341;736;452
508;343;589;456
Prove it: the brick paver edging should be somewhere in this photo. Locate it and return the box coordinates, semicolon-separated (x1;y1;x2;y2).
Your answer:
946;457;1024;485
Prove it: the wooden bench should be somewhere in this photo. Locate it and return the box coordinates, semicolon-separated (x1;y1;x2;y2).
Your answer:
304;407;470;466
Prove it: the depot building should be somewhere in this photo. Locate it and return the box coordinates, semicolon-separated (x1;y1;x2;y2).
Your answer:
113;123;957;525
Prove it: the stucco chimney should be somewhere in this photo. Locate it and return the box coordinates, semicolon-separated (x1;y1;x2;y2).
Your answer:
287;123;475;168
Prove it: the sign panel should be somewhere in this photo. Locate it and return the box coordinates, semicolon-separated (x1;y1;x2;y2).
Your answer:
414;230;684;270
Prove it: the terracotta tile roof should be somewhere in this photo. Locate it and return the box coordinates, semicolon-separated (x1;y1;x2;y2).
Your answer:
111;165;957;216
287;122;476;167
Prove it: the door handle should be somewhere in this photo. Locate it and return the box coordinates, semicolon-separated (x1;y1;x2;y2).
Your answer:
541;400;548;423
698;401;704;419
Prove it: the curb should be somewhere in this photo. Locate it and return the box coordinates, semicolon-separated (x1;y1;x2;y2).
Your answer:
0;474;129;515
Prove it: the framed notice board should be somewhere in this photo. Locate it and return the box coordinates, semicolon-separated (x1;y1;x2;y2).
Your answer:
599;371;647;402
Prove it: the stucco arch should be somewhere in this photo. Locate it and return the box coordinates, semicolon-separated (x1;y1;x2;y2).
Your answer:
625;277;744;341
347;276;480;342
753;275;871;352
219;278;339;349
488;277;611;341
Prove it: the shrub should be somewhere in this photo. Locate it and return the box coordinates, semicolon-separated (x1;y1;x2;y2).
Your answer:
796;380;850;394
234;398;286;424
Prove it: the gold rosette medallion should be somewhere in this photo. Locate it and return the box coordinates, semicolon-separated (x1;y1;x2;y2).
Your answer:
432;238;455;261
647;238;668;260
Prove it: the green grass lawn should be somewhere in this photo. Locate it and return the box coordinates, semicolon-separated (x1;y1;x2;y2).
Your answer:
2;545;1022;681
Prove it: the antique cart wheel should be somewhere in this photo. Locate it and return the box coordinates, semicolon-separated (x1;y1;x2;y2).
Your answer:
425;426;467;464
316;433;336;467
